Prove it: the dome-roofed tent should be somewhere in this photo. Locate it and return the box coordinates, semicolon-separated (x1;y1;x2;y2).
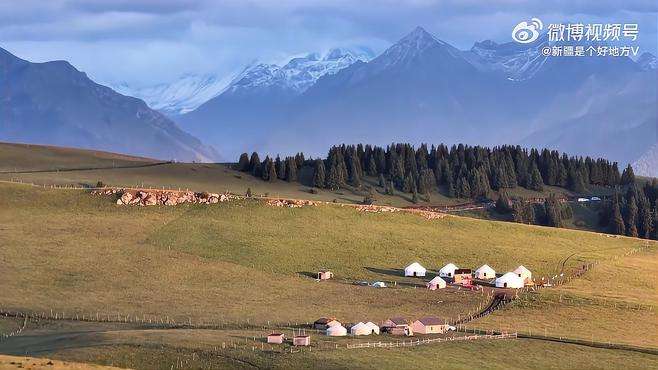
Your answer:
439;263;458;278
495;272;524;288
475;264;496;279
426;276;447;290
513;265;532;283
365;322;380;335
404;262;427;277
326;324;347;336
350;322;372;336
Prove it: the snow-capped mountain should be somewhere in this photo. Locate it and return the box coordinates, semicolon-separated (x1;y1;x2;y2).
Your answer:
225;47;374;96
463;36;548;81
637;52;657;71
112;70;247;116
180;26;655;168
115;47;372;117
633;144;658;178
178;47;374;156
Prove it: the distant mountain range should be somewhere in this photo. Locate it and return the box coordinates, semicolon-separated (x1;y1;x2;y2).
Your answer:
115;47;374;117
178;27;656;176
111;71;247;116
0;27;655;175
0;47;218;162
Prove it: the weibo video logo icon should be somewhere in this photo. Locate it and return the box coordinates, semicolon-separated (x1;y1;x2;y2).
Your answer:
512;18;543;43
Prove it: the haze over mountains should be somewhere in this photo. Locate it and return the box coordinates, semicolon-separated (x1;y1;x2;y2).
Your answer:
0;47;218;162
0;26;655;175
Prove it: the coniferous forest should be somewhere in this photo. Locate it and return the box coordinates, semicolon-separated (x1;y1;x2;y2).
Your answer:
236;143;656;240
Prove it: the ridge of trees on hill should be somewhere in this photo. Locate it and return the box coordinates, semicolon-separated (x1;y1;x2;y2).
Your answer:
237;143;624;196
596;180;658;240
235;143;655;240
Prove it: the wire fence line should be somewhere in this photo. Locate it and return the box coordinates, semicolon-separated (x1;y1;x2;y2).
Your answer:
0;315;27;341
345;333;518;349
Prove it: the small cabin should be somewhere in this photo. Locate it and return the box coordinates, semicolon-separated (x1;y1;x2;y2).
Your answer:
382;317;409;329
293;335;310;346
453;268;473;285
411;317;449;334
318;269;333;280
267;333;285;344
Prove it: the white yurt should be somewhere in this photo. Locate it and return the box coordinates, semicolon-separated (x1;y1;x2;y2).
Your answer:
364;322;380;335
438;263;458;278
474;264;496;279
426;276;447;290
513;265;532;282
350;322;372;336
404;262;427;277
495;272;525;288
326;324;347;336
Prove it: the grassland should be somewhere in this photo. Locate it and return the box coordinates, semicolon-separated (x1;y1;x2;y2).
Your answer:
0;142;585;208
49;337;658;370
1;142;657;368
474;249;658;348
0;142;155;172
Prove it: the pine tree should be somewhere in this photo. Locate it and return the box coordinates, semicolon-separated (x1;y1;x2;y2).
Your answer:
378;173;386;187
261;157;277;182
456;177;471;198
385;180;395;195
275;156;285;180
412;188;419;204
237;153;250;171
611;195;625;235
249;152;261;177
625;195;638;237
285;157;297;182
544;194;563;227
620;164;635;185
636;193;652;239
653;201;658;240
496;191;512;214
529;163;544;191
349;158;362;187
312;159;326;188
523;203;536;224
567;167;587;193
512;201;525;223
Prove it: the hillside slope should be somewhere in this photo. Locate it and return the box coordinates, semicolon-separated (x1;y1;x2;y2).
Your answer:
0;47;218;162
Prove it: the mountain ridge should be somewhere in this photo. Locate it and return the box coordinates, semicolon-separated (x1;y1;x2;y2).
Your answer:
0;47;219;162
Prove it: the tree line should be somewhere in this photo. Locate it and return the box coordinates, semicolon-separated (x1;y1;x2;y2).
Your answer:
597;179;658;240
236;143;627;198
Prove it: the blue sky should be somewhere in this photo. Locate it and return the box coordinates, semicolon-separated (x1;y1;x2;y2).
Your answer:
1;0;656;86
